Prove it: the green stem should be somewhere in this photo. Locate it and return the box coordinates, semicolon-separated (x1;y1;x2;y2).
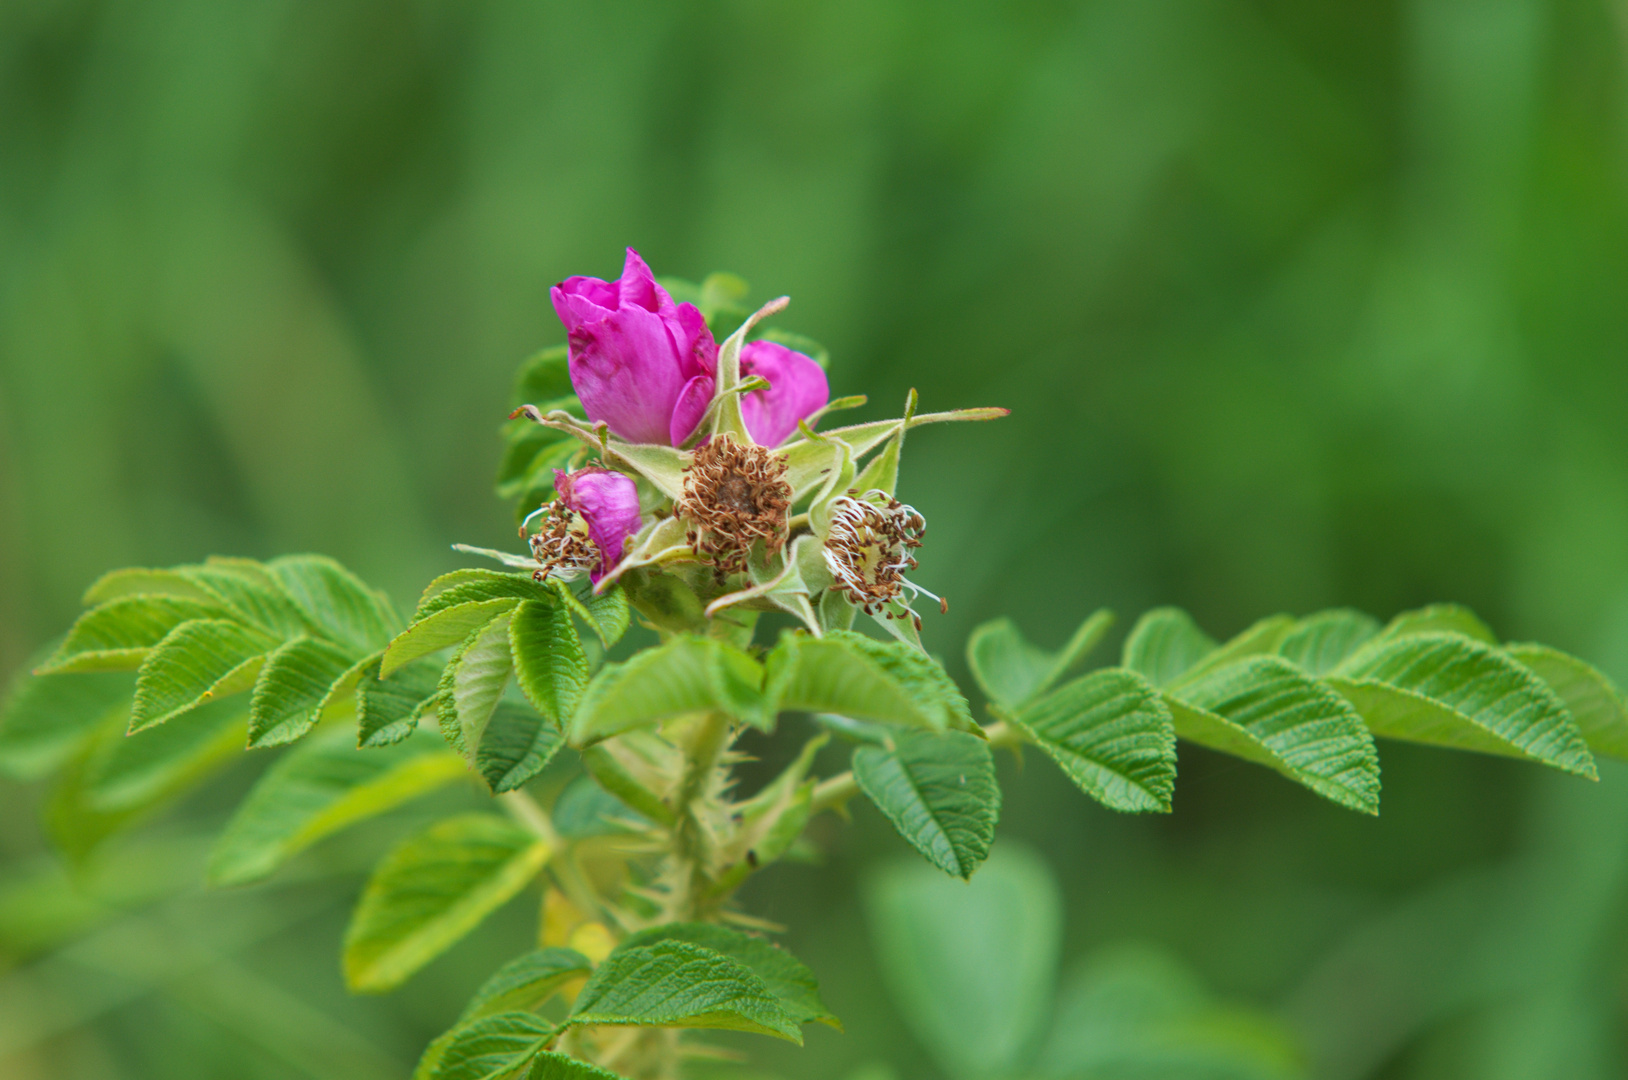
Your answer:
981;719;1030;750
811;771;859;814
667;711;734;921
498;790;609;928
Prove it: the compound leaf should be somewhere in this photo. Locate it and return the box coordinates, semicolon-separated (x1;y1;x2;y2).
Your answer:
344;814;550;993
854;729;999;879
1014;668;1175;813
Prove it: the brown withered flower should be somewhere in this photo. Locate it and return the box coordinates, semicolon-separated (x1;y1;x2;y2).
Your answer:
822;489;944;631
677;434;792;579
523;498;602;583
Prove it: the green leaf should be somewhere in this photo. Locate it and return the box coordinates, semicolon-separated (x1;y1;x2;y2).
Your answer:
1174;656;1380;813
359;658;442;748
1037;944;1306;1080
569;939;803;1043
526;1053;626;1080
621;923;838;1029
569;636;764;746
1121;608;1217;690
477;703;564;794
764;635;942;732
82;567;220;605
184;558;316;638
1379;603;1497;644
269;554;401;653
437;611;517;757
344;813;550;993
1014;668;1176;813
427;1011;556;1080
416;572;554;622
129;618;277;732
1177;615;1295;685
383;598;524;678
580;741;678;827
1275;609;1381;676
500;436;581;506
551;581;630;649
510;345;573;407
1505;643;1628;761
47;699;245;861
40;596;232;674
209;726;465;887
967;610;1114;713
854;729;999;879
509;600;589;727
1329;632;1595;778
0;663;133;779
83;695;247;811
457;948;592;1023
247;636;357;748
830;632;975;732
864;846;1061;1080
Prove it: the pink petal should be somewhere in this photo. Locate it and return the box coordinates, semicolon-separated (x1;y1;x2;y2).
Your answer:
556;467;644;582
567;305;688;444
670;374;715;446
739;340;830;447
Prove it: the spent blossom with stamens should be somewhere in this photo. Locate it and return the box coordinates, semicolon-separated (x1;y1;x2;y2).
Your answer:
677;434;792;579
522;467;642;584
823;489;945;631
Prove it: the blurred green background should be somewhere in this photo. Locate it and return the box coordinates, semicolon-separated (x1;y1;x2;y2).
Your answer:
4;0;1628;1077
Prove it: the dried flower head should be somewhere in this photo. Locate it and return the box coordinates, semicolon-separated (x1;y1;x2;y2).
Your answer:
823;489;944;630
523;499;601;583
678;434;792;579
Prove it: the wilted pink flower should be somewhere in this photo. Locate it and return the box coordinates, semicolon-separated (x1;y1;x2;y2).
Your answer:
556;468;642;582
527;467;643;585
551;248;717;446
739;340;830;447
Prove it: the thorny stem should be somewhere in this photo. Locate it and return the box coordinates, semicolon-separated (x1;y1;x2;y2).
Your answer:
667;711;734;922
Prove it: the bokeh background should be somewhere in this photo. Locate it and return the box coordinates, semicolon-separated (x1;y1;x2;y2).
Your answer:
4;0;1628;1077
